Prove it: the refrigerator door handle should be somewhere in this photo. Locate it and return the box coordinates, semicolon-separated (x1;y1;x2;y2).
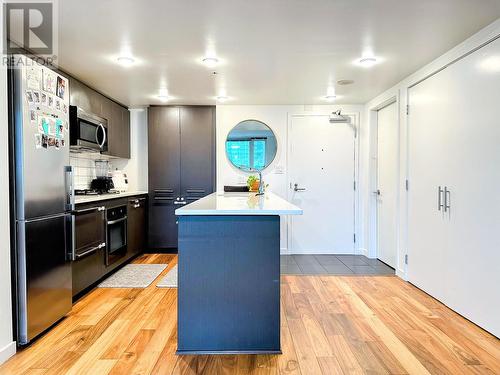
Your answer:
66;213;75;261
65;166;74;211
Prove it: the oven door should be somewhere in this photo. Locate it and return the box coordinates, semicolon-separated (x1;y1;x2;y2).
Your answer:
106;215;127;266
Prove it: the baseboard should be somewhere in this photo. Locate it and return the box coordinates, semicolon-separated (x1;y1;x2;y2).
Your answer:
0;341;16;365
284;250;358;255
357;248;369;257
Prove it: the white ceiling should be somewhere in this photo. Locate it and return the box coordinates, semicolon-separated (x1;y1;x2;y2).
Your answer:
58;1;500;106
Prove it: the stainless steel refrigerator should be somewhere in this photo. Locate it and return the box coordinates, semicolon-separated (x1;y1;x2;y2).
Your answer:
10;56;73;345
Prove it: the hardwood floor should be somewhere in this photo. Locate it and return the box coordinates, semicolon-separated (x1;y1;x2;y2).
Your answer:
1;254;498;374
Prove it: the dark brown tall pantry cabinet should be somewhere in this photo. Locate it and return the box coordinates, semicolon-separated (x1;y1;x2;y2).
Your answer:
148;106;216;249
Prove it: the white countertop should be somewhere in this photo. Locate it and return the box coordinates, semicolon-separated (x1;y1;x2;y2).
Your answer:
75;191;148;205
175;192;303;216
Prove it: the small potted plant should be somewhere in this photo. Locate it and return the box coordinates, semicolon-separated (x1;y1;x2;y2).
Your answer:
247;175;260;192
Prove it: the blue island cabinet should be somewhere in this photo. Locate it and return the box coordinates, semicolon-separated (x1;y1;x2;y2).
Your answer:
176;215;281;354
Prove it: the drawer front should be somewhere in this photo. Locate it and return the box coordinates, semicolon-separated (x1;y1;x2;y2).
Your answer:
73;206;106;259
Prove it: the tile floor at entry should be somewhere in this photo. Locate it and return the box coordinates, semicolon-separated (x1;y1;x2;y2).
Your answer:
281;254;395;275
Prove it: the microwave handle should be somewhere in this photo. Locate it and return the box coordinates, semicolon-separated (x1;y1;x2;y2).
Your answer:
99;124;106;148
95;123;106;149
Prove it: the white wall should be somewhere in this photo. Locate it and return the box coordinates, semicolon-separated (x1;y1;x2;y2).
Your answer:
112;108;148;191
362;18;500;278
216;104;365;253
0;0;16;364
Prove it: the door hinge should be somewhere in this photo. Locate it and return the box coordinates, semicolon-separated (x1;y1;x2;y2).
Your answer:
353;234;356;243
405;254;408;265
405;179;409;191
353;181;356;191
406;105;410;115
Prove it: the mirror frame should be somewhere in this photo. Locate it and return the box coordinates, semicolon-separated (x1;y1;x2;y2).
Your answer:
225;119;278;172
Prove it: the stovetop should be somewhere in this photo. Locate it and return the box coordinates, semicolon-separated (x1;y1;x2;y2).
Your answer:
74;189;120;196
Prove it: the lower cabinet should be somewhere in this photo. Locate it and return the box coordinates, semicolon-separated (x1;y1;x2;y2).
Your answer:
127;197;147;258
72;194;147;297
72;248;105;296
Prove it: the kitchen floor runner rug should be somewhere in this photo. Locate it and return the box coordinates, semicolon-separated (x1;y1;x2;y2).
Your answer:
156;264;178;288
98;264;167;288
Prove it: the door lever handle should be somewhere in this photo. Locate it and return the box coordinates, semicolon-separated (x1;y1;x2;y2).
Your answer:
293;183;306;192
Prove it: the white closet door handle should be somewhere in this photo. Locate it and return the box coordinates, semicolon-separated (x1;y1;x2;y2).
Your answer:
438;186;444;211
444;187;451;212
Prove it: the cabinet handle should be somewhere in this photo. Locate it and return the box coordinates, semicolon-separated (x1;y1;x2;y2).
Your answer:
75;242;106;260
129;197;146;204
438;186;444;211
72;206;105;215
444;187;451;212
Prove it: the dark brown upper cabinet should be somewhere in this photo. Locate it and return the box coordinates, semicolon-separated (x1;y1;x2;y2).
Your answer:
69;76;130;159
106;101;131;159
148;106;215;249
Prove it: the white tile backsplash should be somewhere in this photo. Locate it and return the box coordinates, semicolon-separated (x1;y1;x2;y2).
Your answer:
70;154;97;190
70;152;131;190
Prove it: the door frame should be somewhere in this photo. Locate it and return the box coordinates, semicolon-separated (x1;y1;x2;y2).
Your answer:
373;98;399;269
368;93;407;277
286;111;360;255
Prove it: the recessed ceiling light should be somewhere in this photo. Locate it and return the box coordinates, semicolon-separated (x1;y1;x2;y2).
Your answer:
337;79;354;86
117;56;135;67
202;57;219;68
358;57;377;68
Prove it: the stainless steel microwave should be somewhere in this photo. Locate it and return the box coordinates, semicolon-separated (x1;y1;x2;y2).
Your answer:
69;106;108;152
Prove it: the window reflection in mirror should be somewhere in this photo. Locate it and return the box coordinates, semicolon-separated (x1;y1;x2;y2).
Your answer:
225;120;277;171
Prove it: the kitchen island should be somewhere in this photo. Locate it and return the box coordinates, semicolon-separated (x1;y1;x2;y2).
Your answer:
175;192;302;354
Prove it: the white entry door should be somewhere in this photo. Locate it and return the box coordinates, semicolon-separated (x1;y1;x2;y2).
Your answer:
376;102;398;268
288;114;356;254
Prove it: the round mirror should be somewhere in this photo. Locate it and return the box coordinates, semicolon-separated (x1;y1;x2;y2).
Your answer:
225;120;277;171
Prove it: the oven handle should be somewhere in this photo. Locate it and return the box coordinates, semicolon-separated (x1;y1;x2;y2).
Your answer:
72;206;105;215
75;242;106;260
107;216;127;225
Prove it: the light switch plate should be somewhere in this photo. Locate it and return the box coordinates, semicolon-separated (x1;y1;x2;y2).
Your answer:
274;166;284;174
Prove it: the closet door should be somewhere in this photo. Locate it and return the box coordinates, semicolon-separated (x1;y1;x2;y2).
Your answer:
408;38;500;336
148;106;180;249
439;39;500;337
407;84;451;302
180;106;215;203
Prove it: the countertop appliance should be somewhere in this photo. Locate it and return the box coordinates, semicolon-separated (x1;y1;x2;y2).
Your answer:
90;177;115;194
69;105;108;152
9;56;73;345
106;205;128;266
111;169;128;192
